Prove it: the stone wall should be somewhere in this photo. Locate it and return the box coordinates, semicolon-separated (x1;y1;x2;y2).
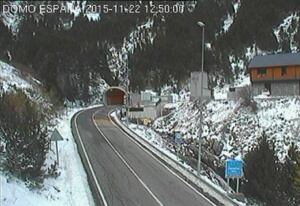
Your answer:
252;81;300;96
252;82;266;96
271;81;300;96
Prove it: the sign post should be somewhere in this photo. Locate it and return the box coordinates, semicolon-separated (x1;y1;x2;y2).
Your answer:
50;129;64;166
225;159;243;193
174;132;183;160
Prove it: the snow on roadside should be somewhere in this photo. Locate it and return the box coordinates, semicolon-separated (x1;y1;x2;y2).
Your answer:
0;58;102;206
1;107;95;206
112;112;236;198
112;111;191;170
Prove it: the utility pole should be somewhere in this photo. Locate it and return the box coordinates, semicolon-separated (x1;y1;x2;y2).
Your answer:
126;57;130;125
197;21;205;177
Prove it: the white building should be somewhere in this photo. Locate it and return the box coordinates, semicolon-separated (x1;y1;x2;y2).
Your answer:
141;90;158;102
128;90;172;121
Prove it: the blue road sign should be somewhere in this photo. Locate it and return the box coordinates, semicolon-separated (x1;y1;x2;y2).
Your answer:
225;159;243;178
174;132;183;145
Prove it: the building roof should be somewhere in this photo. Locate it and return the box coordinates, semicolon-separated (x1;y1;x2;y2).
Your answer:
248;53;300;68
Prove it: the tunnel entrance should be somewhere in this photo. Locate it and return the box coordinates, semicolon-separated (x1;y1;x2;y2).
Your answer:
104;87;126;105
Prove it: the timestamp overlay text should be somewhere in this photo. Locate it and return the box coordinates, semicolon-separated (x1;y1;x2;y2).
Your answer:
2;3;185;15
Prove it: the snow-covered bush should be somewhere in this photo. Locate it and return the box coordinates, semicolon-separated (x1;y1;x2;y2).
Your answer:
0;89;49;183
237;86;258;112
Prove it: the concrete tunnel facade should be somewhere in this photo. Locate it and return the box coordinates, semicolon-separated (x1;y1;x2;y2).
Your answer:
104;87;127;105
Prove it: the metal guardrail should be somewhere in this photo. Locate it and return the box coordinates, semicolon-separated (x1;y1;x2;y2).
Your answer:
110;110;242;206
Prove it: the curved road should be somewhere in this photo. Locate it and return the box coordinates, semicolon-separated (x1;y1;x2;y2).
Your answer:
71;106;217;206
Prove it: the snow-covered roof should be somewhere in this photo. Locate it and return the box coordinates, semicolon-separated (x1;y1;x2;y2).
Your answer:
249;52;300;68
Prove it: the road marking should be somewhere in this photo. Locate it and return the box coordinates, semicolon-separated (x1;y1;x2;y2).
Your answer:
92;110;164;206
107;111;217;206
74;110;108;206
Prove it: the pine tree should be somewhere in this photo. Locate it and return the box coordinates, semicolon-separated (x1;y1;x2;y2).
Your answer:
243;132;284;206
0;90;49;182
277;143;299;205
293;153;300;204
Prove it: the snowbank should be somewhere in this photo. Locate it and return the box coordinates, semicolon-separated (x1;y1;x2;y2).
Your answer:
1;108;95;206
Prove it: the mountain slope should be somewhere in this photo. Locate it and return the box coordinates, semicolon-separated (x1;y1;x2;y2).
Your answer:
153;96;300;165
0;61;95;206
1;1;299;95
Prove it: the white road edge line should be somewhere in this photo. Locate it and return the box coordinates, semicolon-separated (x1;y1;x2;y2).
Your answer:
74;110;108;206
107;111;218;206
92;110;164;206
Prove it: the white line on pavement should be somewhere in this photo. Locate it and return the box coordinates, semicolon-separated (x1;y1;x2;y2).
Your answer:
107;111;217;206
92;110;164;206
74;110;108;206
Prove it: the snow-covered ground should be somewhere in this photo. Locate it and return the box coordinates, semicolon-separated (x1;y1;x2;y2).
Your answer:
0;61;97;206
1;108;95;206
114;112;235;196
153;96;300;161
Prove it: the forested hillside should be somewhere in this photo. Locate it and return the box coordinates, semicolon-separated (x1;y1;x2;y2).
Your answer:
0;0;299;101
0;1;152;102
129;0;300;91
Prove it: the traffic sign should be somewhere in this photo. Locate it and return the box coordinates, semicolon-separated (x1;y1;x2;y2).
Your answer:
225;159;243;178
50;128;64;141
175;132;183;145
50;128;63;165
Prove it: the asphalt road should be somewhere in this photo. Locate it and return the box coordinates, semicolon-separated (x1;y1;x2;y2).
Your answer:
72;106;216;206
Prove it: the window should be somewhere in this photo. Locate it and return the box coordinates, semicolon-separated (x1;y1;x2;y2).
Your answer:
257;68;267;75
281;66;287;76
229;87;236;92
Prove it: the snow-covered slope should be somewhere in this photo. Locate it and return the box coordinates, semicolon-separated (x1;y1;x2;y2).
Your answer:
0;61;95;206
0;1;99;34
274;12;300;52
1;108;95;206
0;61;32;91
154;96;300;162
220;0;241;34
107;17;156;86
0;60;54;110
